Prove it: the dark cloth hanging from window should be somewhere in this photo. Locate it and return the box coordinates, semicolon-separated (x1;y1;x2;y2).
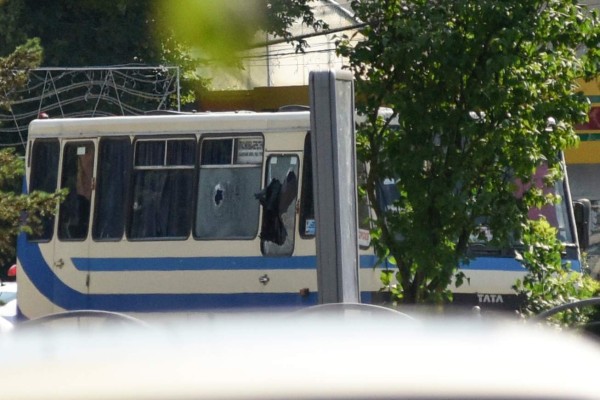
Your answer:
256;178;287;245
278;171;298;213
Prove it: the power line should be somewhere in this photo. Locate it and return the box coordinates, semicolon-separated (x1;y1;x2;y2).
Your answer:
250;22;367;49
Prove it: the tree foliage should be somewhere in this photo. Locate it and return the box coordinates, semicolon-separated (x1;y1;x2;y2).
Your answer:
513;218;600;326
1;0;157;64
0;38;42;111
339;0;600;304
0;39;65;264
0;148;65;264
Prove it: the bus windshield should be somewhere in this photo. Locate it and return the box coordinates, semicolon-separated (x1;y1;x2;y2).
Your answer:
378;163;575;245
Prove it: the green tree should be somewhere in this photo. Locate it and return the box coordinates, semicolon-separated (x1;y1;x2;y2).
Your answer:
338;1;600;304
0;37;41;110
0;39;65;265
0;1;159;64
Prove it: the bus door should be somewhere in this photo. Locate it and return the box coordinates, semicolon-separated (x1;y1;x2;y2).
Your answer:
23;139;61;315
259;154;300;256
54;140;96;300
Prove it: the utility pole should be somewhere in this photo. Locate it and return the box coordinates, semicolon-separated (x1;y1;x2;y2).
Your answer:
309;70;360;304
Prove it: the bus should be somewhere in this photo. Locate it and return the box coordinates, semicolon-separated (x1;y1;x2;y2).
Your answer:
16;110;583;320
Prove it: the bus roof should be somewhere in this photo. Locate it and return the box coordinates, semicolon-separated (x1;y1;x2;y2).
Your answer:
27;111;311;139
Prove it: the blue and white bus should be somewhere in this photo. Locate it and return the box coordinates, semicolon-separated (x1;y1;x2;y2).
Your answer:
16;110;583;319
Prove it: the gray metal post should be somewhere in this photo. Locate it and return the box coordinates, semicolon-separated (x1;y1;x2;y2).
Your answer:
308;70;360;304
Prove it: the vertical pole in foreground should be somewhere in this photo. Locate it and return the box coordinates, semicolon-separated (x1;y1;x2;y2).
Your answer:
309;70;360;304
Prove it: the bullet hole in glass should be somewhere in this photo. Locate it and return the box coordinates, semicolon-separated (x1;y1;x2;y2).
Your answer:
214;184;224;206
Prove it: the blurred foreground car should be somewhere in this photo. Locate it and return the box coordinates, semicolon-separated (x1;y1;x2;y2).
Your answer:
1;307;599;400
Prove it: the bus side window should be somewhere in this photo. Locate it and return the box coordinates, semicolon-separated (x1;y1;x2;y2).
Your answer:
28;139;60;241
357;161;372;248
299;132;371;246
58;142;95;240
260;155;299;256
93;137;132;240
128;138;195;239
195;137;262;239
299;133;315;238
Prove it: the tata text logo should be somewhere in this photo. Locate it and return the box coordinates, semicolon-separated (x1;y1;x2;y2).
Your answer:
477;293;504;304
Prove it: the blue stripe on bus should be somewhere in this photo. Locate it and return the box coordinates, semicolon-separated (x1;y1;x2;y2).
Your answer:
359;255;528;271
74;255;381;271
360;255;580;272
74;256;318;271
461;257;525;271
463;256;580;272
